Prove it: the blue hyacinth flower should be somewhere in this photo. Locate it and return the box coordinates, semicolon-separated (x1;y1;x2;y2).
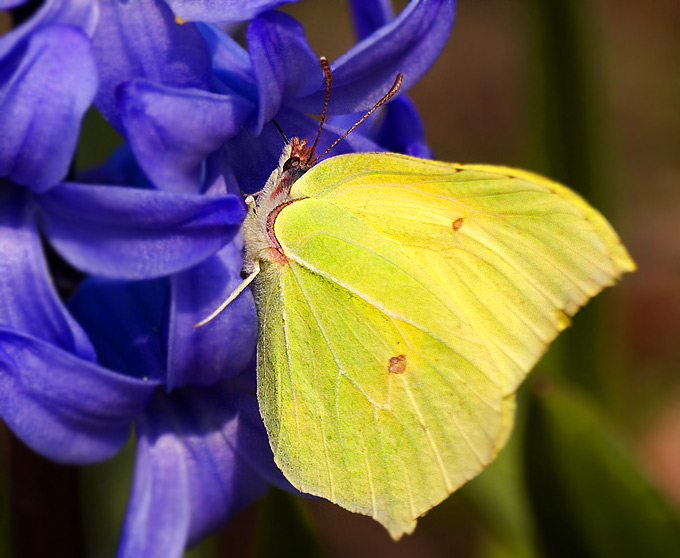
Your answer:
0;1;456;556
0;0;252;459
110;0;455;194
68;276;292;558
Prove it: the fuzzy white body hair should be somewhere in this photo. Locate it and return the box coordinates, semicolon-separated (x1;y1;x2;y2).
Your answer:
242;143;295;273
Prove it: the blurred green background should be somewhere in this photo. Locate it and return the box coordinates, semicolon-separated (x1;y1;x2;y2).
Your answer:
2;1;680;556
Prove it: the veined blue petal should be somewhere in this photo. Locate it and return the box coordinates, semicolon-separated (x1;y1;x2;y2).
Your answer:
118;80;253;193
0;0;99;58
209;372;296;492
323;2;436;157
0;184;95;358
119;377;290;556
36;182;245;279
68;279;168;383
246;11;320;135
349;0;393;40
92;0;211;131
295;0;456;114
0;328;159;464
0;25;98;191
118;404;189;558
167;239;257;389
164;0;300;23
197;23;257;103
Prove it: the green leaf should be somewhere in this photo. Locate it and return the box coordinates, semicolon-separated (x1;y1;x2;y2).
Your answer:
79;436;135;558
461;393;539;558
75;107;123;170
254;488;324;558
524;382;680;558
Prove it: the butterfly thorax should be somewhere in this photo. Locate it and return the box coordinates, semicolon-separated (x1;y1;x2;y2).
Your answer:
243;138;314;270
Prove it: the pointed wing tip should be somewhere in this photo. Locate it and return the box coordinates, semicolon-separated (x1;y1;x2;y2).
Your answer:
617;252;637;274
384;517;418;541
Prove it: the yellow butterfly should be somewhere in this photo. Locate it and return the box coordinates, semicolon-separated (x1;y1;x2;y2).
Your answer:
199;68;635;538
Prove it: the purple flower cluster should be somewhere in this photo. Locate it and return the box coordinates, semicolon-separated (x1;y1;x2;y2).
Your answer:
0;0;455;555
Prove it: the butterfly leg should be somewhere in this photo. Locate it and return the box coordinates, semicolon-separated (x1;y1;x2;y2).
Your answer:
194;260;261;328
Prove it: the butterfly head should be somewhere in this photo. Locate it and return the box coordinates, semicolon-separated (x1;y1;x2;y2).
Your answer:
243;63;404;269
260;137;314;207
282;136;315;178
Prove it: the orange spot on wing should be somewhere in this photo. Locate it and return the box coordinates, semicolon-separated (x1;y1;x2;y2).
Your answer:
452;217;464;231
388;355;407;374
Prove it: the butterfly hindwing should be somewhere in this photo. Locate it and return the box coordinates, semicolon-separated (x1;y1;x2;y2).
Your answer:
253;252;507;537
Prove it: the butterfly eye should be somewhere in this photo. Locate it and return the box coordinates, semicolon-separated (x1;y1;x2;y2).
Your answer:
283;157;301;172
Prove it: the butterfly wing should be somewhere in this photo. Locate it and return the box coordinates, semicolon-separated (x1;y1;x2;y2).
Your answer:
251;153;634;537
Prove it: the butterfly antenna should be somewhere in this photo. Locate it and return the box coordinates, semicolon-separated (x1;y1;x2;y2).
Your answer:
272;119;289;144
312;72;404;164
308;56;332;162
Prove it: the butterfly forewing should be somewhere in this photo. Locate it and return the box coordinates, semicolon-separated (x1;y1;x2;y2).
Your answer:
287;153;634;391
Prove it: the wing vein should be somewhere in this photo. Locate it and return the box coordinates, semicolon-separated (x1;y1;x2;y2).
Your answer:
286;263;357;496
471;217;591;301
278;272;303;444
393;320;494;471
399;374;454;492
448;253;552;344
287;249;501;387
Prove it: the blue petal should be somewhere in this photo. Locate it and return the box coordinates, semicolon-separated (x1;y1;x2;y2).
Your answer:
295;0;456;114
0;183;95;359
77;144;153;189
126;378;294;556
197;23;257;103
118;80;253;193
167;239;257;389
0;0;98;58
0;328;159;464
164;0;300;23
246;11;320;135
224;121;290;194
349;0;393;40
92;0;212;131
36;182;245;279
0;25;98;191
335;2;436;158
0;0;27;9
68;279;169;383
203;151;242;196
118;404;190;558
210;372;295;492
369;96;433;158
119;377;291;557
